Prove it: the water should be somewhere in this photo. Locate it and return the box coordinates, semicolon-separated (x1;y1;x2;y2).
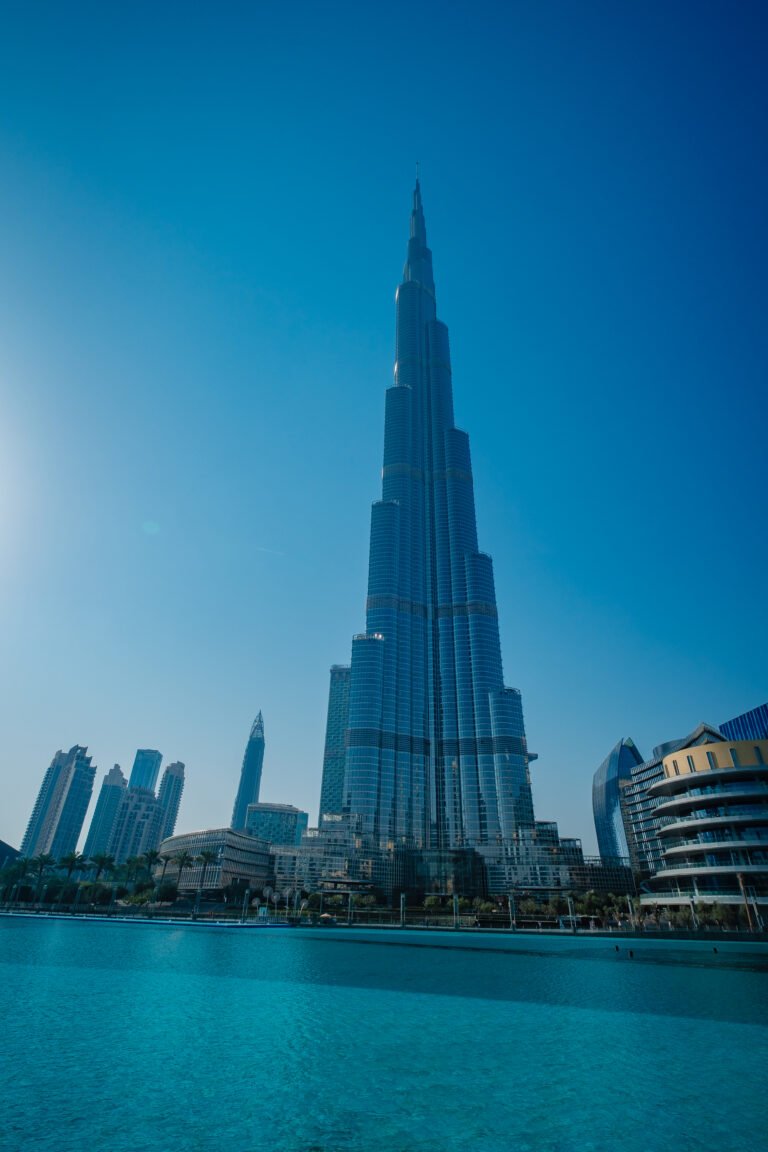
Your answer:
1;918;766;1152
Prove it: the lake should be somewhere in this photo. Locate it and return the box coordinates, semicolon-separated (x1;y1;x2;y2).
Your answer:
1;916;766;1152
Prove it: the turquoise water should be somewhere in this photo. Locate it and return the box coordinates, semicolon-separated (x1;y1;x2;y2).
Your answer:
1;918;766;1152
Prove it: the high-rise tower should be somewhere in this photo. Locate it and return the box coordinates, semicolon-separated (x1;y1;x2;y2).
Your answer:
318;665;351;825
231;713;265;831
336;182;535;851
21;746;96;859
83;764;127;859
128;749;163;792
158;761;185;841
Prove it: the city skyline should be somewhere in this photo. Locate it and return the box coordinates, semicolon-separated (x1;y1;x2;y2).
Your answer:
2;3;767;854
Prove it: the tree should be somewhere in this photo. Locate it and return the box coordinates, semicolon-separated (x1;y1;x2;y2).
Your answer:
196;850;218;900
90;854;115;883
123;857;143;889
174;851;193;892
58;852;86;880
153;853;173;900
1;859;28;903
142;849;161;882
30;854;56;901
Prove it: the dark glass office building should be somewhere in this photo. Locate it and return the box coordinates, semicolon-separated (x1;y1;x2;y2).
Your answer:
331;183;535;851
231;712;265;831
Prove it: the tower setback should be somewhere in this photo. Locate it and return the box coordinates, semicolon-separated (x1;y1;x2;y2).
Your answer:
336;183;535;851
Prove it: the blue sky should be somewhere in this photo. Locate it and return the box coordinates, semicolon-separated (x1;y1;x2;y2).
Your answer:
1;1;766;854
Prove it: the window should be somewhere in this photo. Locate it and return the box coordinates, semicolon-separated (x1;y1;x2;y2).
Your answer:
687;755;696;772
731;748;740;767
707;751;719;770
755;746;765;766
672;759;680;776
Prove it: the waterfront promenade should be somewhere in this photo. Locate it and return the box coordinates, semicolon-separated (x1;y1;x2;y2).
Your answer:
3;906;766;965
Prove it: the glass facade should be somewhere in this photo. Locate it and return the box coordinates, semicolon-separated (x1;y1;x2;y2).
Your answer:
83;764;127;859
231;712;265;831
21;746;96;859
128;749;163;793
592;737;644;860
337;183;535;852
318;665;351;824
157;761;185;840
271;815;393;896
720;702;768;743
245;803;309;846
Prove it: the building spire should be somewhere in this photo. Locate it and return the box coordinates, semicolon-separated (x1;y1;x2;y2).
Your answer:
404;173;432;291
411;173;426;243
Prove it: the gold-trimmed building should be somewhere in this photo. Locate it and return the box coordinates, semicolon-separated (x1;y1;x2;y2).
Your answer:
641;727;768;921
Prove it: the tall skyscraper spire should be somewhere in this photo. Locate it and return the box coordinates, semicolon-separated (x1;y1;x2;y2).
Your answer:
231;712;265;831
335;181;535;852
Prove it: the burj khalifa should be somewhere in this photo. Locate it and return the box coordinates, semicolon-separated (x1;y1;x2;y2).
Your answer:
321;181;536;854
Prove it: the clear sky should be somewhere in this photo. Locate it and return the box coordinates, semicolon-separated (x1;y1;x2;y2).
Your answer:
1;1;766;855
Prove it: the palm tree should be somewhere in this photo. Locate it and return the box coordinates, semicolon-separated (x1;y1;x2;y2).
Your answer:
174;851;193;893
90;853;115;883
193;850;218;917
197;850;218;895
1;859;28;905
30;853;56;902
142;849;161;881
154;852;173;899
58;851;86;880
123;857;143;892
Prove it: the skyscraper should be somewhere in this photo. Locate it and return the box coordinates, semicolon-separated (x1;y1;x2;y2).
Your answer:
318;664;351;824
592;737;644;861
231;713;265;831
128;749;163;792
83;764;127;859
333;182;535;852
21;746;96;859
157;761;185;841
109;787;164;865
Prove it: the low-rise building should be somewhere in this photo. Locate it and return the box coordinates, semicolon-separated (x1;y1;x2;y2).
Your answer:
158;828;272;893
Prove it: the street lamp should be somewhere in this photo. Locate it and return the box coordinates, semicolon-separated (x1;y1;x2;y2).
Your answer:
689;897;699;931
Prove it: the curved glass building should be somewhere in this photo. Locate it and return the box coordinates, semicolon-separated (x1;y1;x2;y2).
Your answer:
337;182;535;851
592;737;644;861
231;713;265;831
